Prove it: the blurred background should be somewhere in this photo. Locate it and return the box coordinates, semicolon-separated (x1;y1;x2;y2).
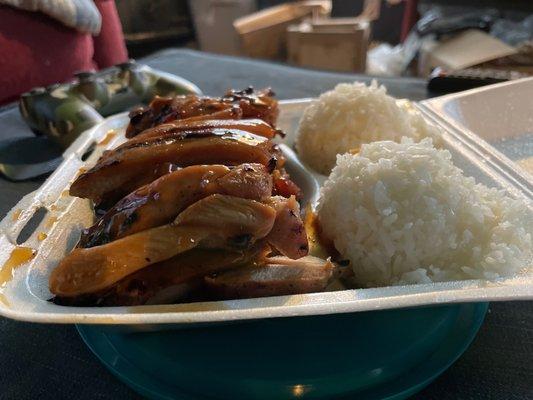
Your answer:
1;0;533;104
120;0;533;77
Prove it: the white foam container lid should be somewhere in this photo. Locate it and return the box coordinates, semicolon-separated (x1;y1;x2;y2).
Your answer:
0;78;531;328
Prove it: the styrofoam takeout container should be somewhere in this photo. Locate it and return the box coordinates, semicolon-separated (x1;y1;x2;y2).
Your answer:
0;78;531;328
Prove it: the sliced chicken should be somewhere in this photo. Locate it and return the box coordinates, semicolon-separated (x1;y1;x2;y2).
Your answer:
129;118;280;143
126;87;278;137
216;163;273;201
50;86;325;307
69;129;276;203
126;96;236;138
180;107;243;122
79;164;273;248
104;120;279;163
223;87;278;126
52;246;266;306
266;196;308;259
127;245;268;306
92;162;180;213
50;195;276;297
271;168;302;199
204;255;333;299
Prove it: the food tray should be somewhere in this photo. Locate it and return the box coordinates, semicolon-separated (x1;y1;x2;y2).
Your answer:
0;80;531;327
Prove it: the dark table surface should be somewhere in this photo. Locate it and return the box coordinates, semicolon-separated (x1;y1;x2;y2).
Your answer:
0;49;531;400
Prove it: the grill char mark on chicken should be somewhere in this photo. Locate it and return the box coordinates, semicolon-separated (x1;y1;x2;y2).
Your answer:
126;87;278;138
50;195;277;297
78;164;273;248
69;129;277;204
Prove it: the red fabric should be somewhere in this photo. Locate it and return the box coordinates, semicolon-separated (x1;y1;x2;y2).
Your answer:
93;0;128;68
0;6;95;104
0;1;128;105
400;0;419;43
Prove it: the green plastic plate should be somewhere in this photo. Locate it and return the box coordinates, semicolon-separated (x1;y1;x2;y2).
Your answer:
78;302;488;400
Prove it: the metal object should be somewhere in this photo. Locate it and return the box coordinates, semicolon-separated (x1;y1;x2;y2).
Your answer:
18;60;201;149
0;137;63;181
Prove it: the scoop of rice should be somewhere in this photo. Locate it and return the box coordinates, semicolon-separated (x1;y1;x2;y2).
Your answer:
317;138;533;286
295;81;439;175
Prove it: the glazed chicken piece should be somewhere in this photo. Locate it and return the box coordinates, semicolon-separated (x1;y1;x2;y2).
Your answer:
50;195;276;297
103;125;283;166
223;87;279;126
92;162;180;214
126;96;237;138
79;164;273;248
266;196;308;259
214;163;275;200
52;246;266;306
69;129;277;203
180;107;243;122
128;118;281;143
204;255;333;299
126;87;278;138
272;168;302;199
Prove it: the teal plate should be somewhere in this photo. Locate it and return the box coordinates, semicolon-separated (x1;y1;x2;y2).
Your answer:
77;302;488;400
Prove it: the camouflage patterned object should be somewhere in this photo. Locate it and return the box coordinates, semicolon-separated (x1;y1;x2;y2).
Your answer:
19;60;202;148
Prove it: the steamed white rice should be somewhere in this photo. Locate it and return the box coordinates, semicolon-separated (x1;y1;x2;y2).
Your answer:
317;138;533;286
296;81;439;175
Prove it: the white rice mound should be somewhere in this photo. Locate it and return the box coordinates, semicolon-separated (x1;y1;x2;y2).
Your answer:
295;81;439;175
317;138;533;286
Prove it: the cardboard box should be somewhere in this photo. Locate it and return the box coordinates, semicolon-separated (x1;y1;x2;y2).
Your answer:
287;19;370;72
189;0;257;56
419;29;518;76
233;1;331;60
